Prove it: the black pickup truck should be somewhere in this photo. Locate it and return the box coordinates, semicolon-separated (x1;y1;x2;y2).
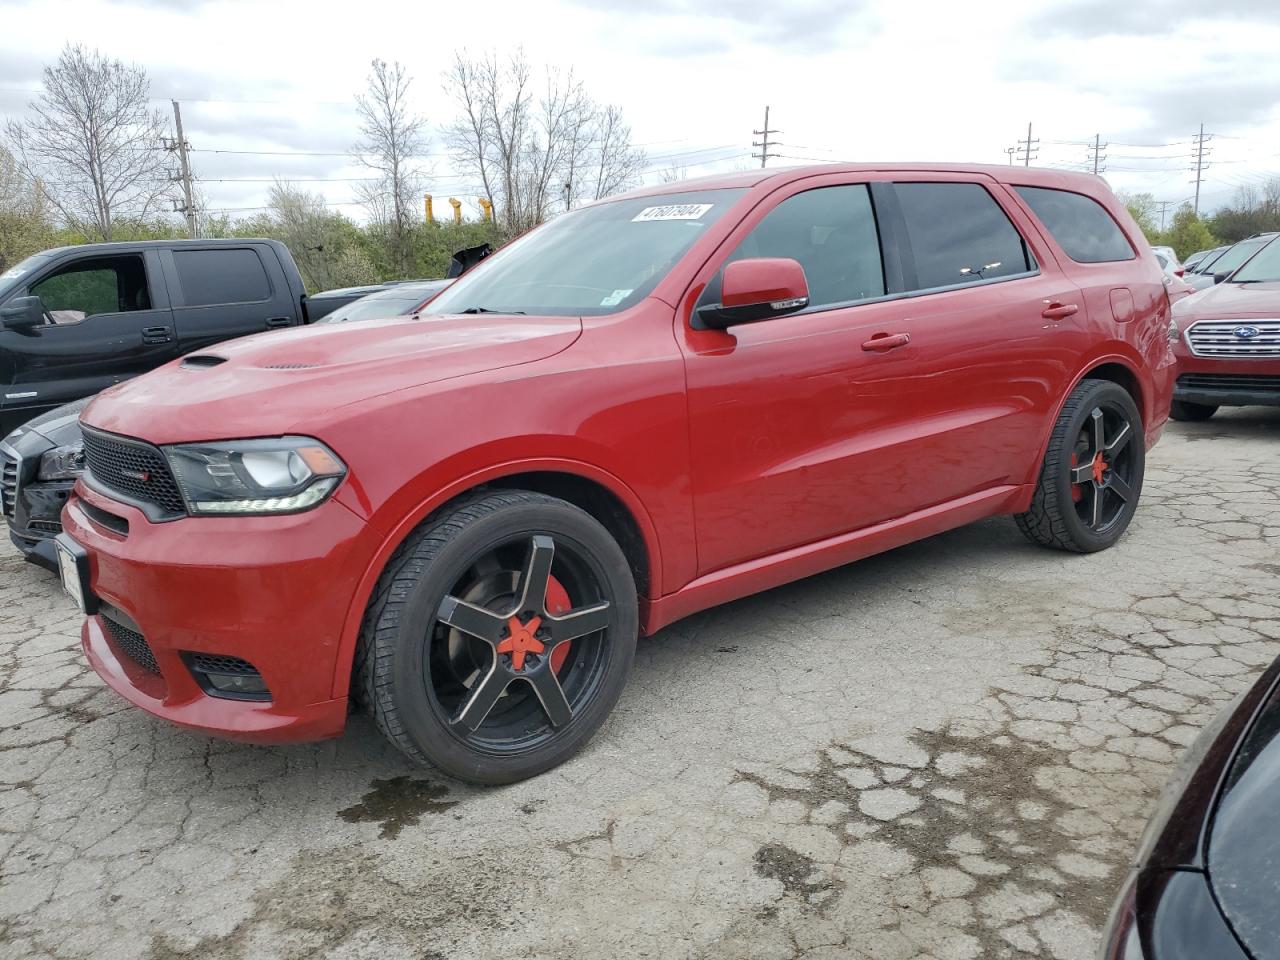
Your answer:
0;238;336;435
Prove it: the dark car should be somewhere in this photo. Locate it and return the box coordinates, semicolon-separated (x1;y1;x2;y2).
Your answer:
1100;657;1280;959
316;280;452;324
0;239;314;435
1;396;90;569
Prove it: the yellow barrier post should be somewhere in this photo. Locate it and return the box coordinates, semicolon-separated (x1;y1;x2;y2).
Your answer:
424;194;434;224
449;198;462;225
478;197;493;223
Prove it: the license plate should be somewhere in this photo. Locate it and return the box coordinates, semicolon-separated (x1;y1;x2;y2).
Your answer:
55;536;90;614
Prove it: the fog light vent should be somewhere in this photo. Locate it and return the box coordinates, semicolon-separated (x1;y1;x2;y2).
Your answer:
185;653;271;701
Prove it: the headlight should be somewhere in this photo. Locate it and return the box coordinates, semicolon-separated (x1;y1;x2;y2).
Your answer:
37;441;85;481
164;437;346;516
1167;317;1179;342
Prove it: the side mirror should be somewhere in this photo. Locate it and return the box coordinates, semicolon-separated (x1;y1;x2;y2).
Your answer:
1212;272;1229;285
0;296;43;330
695;257;810;330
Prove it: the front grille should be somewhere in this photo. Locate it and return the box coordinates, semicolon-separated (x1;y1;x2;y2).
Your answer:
187;653;258;675
0;448;17;518
81;426;185;516
1186;319;1280;358
101;615;160;675
1179;373;1280;396
26;519;61;536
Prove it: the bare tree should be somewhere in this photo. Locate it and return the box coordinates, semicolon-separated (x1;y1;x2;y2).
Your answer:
354;59;426;276
3;45;169;241
444;49;645;233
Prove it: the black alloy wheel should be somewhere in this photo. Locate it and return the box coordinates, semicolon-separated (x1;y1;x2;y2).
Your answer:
1068;404;1139;535
357;490;638;784
1016;379;1146;553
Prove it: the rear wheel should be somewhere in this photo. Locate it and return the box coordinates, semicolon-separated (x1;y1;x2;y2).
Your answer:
357;491;638;784
1170;399;1218;422
1015;379;1145;553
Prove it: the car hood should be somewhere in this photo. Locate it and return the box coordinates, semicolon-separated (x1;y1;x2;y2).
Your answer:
1175;280;1280;325
82;313;582;444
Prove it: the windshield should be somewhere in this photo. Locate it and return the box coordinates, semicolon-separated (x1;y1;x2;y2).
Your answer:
0;253;51;300
319;295;424;324
426;189;746;317
1231;237;1280;282
1206;237;1273;279
1192;246;1227;273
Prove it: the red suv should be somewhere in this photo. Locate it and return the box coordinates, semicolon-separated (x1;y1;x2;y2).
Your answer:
57;165;1175;783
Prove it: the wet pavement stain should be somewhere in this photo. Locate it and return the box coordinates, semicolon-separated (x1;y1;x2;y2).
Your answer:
337;776;459;839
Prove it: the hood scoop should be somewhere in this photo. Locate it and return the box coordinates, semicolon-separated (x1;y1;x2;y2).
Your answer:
182;354;228;369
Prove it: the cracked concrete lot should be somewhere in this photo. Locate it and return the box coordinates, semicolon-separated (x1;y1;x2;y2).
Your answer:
2;410;1278;960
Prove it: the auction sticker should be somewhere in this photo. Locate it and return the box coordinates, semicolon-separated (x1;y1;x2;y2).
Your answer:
632;203;713;222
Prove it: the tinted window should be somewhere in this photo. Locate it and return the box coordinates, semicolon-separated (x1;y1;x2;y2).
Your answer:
426;189;744;317
700;185;885;312
1015;186;1134;263
1232;237;1280;282
29;255;151;325
895;183;1035;291
1202;236;1274;279
173;248;271;306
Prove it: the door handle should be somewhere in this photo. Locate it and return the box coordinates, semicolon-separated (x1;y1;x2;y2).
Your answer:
141;325;172;344
861;332;910;352
265;316;292;329
1042;302;1079;321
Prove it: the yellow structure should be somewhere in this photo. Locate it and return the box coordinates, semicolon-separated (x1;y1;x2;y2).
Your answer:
424;194;434;224
448;198;462;224
478;198;493;223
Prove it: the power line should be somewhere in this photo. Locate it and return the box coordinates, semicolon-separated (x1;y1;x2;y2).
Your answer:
752;106;780;168
1017;122;1039;167
1087;133;1107;175
1191;123;1213;216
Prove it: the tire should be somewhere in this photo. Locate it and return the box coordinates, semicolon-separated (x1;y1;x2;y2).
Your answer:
1015;379;1145;553
1170;399;1218;422
356;490;638;785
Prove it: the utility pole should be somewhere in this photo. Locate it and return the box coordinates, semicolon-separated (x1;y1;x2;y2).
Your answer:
1004;147;1016;165
752;106;780;168
1017;122;1039;167
1156;199;1174;232
163;101;197;238
1088;133;1107;176
1191;123;1212;217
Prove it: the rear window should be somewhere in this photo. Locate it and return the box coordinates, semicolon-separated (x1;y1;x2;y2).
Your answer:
1015;186;1134;263
894;182;1035;292
173;248;271;306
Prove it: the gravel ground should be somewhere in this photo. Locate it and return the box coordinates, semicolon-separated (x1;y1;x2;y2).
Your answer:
2;410;1278;960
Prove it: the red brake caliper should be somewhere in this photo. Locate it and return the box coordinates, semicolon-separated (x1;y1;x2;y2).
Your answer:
545;575;572;673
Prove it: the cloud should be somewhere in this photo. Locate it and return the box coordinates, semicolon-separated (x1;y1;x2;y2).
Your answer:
1028;0;1277;37
567;0;880;52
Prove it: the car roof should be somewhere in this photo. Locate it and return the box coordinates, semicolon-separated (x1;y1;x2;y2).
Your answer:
38;237;285;257
605;162;1110;202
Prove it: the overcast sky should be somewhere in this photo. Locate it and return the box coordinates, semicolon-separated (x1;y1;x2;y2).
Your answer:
1;0;1278;223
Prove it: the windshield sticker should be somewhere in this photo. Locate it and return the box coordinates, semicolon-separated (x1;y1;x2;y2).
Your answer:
600;289;633;307
631;203;714;222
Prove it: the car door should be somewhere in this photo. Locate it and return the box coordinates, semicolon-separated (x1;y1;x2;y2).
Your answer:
679;177;933;574
871;177;1087;503
162;245;293;354
0;249;176;429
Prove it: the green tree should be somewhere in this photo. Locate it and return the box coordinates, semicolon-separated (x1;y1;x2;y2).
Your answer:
1161;204;1218;261
1118;191;1159;241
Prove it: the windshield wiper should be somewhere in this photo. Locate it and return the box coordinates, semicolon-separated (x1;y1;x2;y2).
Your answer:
458;306;526;315
1231;279;1277;284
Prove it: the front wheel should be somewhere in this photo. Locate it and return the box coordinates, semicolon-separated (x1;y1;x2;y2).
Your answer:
1015;379;1145;553
1170;399;1218;422
356;490;638;784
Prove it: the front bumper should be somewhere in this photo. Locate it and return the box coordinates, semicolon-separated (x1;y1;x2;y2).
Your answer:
1173;333;1280;408
1;436;74;571
62;481;367;744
